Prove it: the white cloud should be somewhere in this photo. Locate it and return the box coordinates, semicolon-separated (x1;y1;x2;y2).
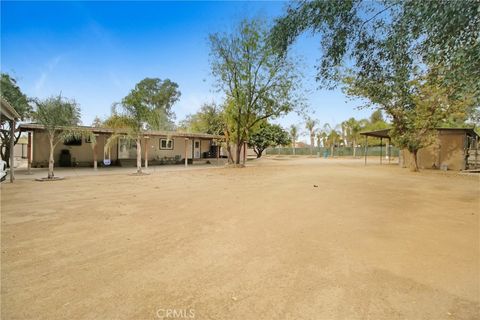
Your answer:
33;55;62;95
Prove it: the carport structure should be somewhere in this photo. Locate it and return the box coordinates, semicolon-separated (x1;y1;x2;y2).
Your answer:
360;128;392;165
1;97;21;182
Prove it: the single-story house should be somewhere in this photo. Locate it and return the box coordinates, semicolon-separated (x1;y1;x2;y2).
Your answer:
19;123;225;168
361;127;479;171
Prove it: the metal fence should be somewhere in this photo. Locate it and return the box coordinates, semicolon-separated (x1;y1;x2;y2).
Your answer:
265;146;400;157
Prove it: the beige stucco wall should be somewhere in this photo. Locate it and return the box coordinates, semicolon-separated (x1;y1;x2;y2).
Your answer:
31;131;119;167
145;137;211;160
401;130;466;171
31;131;216;167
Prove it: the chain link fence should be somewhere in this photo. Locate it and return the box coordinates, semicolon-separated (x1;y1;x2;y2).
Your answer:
265;146;400;157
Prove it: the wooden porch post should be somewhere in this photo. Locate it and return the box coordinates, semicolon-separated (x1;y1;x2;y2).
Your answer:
216;144;220;166
144;136;149;169
92;134;99;171
9;119;15;182
27;131;32;174
364;135;368;165
380;137;383;165
184;138;189;167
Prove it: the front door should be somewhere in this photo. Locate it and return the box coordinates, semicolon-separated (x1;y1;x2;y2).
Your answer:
118;137;136;159
193;140;201;159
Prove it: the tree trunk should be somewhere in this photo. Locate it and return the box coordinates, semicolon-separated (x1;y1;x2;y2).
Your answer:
136;137;142;173
353;140;356;158
1;130;20;168
412;149;419;172
48;137;55;179
226;142;234;164
93;143;98;170
235;141;242;165
292;139;296;155
256;148;263;158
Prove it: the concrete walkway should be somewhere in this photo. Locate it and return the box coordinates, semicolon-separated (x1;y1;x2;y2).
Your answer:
7;159;228;182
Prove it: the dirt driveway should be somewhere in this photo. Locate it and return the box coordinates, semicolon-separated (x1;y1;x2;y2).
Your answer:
1;158;479;319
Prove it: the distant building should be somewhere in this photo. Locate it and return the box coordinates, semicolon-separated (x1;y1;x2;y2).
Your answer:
361;128;479;171
19;123;224;168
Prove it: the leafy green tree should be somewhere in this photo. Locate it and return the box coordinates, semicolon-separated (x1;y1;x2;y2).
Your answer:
272;1;479;165
342;117;363;157
391;78;474;171
126;78;180;131
179;102;225;135
289;125;298;155
0;73;32;167
248;122;289;158
105;78;181;173
271;0;479;98
209;19;303;164
369;110;384;124
305;118;317;154
33;95;81;179
327;129;341;157
91;116;103;127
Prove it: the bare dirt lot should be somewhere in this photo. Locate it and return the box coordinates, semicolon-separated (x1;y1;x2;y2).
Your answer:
1;158;479;319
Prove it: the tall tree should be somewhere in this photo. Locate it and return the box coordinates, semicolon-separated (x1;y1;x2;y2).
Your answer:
343;117;363;157
105;78;181;173
305;118;317;155
0;73;32;167
209;19;303;164
271;0;479;96
128;78;180;131
272;0;479;166
91;116;103;128
33;95;81;179
179;102;225;135
390;77;474;171
248;122;289;158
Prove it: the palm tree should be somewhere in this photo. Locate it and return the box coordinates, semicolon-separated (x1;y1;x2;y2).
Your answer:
289;125;298;155
344;118;363;157
33;95;81;179
104;111;146;174
305;118;317;155
316;131;322;150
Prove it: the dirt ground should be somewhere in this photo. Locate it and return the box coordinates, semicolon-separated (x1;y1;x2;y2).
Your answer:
1;157;479;320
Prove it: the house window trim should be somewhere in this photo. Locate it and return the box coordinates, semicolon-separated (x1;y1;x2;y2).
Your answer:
160;138;174;150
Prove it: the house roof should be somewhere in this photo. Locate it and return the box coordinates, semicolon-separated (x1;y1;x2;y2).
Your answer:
1;97;21;120
360;128;391;139
18;123;225;140
360;127;479;139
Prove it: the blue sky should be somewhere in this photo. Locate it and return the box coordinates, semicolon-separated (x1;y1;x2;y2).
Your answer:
1;1;373;140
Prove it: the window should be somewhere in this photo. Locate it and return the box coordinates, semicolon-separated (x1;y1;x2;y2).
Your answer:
195;141;200;148
64;137;82;146
160;139;174;150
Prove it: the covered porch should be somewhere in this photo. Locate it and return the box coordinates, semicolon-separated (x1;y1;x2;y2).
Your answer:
360;128;394;165
1;98;21;182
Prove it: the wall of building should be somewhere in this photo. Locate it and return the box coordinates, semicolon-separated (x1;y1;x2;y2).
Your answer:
400;130;466;171
31;131;118;167
31;131;215;167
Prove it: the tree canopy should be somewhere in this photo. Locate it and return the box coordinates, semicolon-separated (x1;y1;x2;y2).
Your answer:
209;18;303;164
179;102;225;135
272;0;479;169
248;122;290;158
0;73;31;120
33;95;81;178
0;73;32;167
